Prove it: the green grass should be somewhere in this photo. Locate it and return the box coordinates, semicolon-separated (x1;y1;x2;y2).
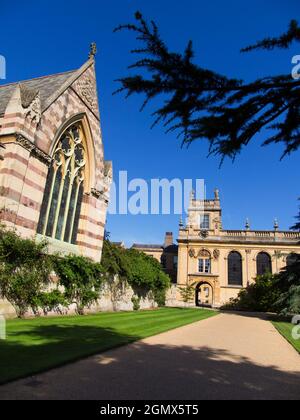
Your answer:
0;307;217;385
272;321;300;354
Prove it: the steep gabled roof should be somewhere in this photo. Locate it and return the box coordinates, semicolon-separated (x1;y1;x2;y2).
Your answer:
0;70;77;117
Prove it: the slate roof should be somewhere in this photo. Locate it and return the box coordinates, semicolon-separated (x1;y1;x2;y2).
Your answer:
112;242;125;248
132;244;164;250
0;70;77;116
132;243;178;252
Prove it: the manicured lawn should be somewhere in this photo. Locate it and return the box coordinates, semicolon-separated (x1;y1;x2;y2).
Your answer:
272;321;300;354
0;307;217;385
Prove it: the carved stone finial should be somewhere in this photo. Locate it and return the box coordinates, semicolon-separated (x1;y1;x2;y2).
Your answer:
214;188;220;201
179;216;184;228
89;42;97;59
245;218;250;231
274;218;279;231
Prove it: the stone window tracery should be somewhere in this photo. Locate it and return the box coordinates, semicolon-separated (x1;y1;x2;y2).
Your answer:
37;123;86;244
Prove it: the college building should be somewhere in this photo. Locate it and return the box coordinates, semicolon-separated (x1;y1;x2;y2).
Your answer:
135;190;300;308
0;47;112;262
177;189;300;307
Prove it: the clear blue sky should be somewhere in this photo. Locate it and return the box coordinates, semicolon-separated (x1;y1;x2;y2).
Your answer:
1;0;299;246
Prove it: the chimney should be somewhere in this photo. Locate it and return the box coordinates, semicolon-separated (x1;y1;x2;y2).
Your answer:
164;232;173;248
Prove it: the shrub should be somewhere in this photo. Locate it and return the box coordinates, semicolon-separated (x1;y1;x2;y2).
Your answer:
53;255;103;315
131;296;141;311
179;284;196;304
152;287;167;307
101;242;171;306
222;274;281;313
125;249;170;306
101;240;131;279
0;227;53;317
274;254;300;315
276;285;300;316
33;290;68;315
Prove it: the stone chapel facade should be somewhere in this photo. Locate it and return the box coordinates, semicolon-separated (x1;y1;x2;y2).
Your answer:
0;50;112;262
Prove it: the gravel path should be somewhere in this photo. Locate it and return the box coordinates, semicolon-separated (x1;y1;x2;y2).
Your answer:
1;312;300;400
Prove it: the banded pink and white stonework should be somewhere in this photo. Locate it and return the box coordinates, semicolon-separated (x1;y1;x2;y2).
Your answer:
0;56;112;261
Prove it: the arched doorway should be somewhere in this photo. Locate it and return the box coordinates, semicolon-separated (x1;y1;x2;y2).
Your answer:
195;282;214;307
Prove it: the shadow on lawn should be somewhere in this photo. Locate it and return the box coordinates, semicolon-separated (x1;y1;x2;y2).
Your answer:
0;324;300;400
0;324;141;386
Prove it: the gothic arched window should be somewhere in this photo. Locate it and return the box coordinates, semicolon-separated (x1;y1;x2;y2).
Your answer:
228;251;243;286
257;252;272;276
37;123;86;244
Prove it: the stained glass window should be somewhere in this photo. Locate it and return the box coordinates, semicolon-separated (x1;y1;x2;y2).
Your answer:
37;124;86;245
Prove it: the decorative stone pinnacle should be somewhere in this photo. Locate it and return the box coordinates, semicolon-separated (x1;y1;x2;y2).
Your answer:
214;188;220;201
89;42;97;59
179;216;184;228
274;218;279;231
245;218;250;231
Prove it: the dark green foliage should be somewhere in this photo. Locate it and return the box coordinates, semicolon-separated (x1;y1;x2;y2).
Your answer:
0;228;171;317
291;200;300;230
101;241;171;306
53;255;103;315
152;288;167;307
33;290;68;316
126;249;170;292
0;225;49;267
223;256;300;316
131;296;141;311
101;240;131;278
241;20;300;51
0;227;53;317
222;274;281;313
115;13;300;162
276;285;300;316
273;254;300;315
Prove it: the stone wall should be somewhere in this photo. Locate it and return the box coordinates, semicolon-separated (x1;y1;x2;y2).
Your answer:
0;299;16;319
0;279;185;319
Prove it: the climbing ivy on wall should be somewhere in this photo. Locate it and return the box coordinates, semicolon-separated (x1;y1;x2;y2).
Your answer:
0;227;171;317
101;240;171;305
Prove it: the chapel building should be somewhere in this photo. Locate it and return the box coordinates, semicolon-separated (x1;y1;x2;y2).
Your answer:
0;48;112;262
